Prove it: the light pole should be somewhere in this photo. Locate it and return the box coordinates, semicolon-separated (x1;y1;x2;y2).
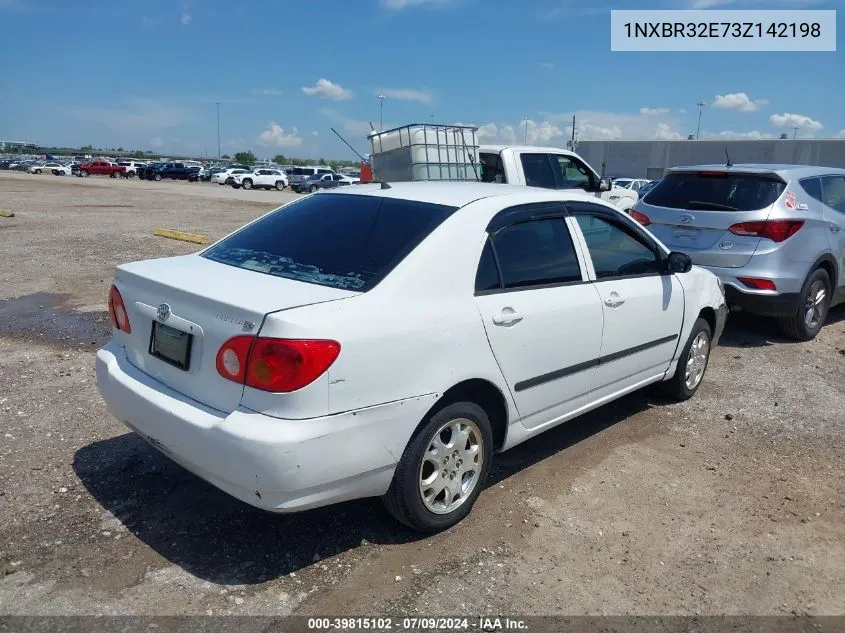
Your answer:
378;95;385;131
793;126;798;140
696;101;706;140
523;116;529;144
216;102;221;158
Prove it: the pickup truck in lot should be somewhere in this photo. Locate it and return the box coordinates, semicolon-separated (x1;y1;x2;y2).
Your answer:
139;163;199;181
78;160;126;178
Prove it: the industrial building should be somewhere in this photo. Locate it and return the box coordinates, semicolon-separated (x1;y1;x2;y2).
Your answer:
574;139;845;180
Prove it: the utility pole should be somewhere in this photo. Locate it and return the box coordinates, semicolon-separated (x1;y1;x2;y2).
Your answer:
216;102;221;158
378;95;385;131
793;126;798;140
696;101;706;140
570;114;576;149
524;116;529;144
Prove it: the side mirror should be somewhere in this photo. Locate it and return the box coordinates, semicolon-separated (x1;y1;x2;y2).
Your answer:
598;177;613;192
665;251;692;274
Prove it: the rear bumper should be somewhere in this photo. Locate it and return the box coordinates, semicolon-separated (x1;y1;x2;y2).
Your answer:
724;286;799;317
95;340;436;513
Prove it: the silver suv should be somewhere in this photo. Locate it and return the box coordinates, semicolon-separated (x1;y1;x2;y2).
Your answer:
633;164;845;341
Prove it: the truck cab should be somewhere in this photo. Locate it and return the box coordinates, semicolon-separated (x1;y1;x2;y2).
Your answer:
479;145;639;212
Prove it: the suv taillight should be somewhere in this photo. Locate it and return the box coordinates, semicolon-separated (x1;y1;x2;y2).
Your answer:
216;336;340;393
729;220;804;243
628;209;651;226
108;285;132;333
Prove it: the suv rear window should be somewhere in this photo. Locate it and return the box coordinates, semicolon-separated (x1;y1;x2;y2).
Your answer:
202;194;457;291
644;172;785;211
292;167;315;176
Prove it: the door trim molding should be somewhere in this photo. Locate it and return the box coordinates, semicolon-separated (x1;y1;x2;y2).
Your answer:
514;334;678;392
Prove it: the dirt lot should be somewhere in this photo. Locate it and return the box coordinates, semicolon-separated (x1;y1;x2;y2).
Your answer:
0;170;843;617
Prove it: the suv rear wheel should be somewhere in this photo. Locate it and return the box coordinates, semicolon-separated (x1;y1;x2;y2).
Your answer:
778;268;831;341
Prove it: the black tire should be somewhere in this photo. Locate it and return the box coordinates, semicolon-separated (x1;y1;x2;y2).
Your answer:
153;173;162;181
242;179;253;190
275;181;285;191
777;268;831;341
309;185;318;193
81;170;89;177
34;169;41;174
127;171;135;179
661;317;712;401
383;401;493;532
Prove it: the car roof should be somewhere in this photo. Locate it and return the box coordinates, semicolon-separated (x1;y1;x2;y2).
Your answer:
319;180;617;208
480;144;576;156
668;164;845;180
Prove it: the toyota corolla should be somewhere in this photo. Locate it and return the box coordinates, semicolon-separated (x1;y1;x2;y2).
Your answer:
96;183;727;531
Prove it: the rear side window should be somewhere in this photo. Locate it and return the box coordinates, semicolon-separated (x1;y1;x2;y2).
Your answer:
203;194;457;291
475;240;501;292
489;218;581;289
520;154;556;189
800;177;822;202
480;152;506;183
645;172;786;211
821;176;845;213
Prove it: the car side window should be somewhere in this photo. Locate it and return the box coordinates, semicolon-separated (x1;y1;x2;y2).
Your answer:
574;213;661;279
489;218;581;289
552;155;594;190
519;154;556;189
474;240;501;293
821;176;845;214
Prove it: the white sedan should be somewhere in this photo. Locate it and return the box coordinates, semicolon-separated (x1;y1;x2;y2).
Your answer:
29;162;70;175
96;183;727;531
230;168;289;191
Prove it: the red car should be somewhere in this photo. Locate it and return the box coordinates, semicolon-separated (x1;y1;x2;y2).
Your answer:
79;160;126;178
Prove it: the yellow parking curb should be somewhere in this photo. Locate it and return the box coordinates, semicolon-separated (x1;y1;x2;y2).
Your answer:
0;209;15;217
152;227;210;245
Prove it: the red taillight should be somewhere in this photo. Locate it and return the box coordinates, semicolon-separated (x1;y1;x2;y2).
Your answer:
108;285;131;333
729;220;804;243
216;336;340;393
628;209;651;226
215;335;253;383
737;277;777;291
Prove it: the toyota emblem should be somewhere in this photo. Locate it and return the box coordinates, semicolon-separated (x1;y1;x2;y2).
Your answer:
157;303;171;322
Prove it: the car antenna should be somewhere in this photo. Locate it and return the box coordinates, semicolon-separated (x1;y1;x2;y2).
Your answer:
458;126;480;182
330;127;391;189
725;148;733;168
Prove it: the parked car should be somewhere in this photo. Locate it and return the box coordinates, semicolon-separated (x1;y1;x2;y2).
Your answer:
117;161;147;178
293;172;350;193
212;166;250;185
79;160;126;178
202;167;224;182
633;165;845;341
636;179;660;198
230;169;289;191
96;182;726;532
139;162;197;181
613;178;651;192
288;166;334;188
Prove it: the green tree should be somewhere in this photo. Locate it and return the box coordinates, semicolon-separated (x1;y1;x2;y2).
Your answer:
80;144;93;152
272;154;287;164
117;146;124;152
131;150;146;159
318;157;327;166
221;153;231;159
234;151;256;165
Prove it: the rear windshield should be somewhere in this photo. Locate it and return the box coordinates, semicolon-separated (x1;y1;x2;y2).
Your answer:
644;172;785;211
292;167;315;176
202;194;458;291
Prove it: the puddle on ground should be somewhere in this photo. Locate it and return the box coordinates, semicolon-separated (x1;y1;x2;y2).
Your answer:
0;292;111;348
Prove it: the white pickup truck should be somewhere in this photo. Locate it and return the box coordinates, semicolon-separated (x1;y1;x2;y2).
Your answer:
477;145;639;212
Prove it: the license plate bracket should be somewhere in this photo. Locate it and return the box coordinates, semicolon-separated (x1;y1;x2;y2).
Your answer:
672;227;700;243
149;321;193;370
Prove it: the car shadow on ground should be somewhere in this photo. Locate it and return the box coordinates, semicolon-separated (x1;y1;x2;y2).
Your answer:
73;390;659;585
718;304;845;348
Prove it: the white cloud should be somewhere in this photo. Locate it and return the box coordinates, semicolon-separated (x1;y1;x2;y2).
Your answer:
653;123;682;140
769;112;824;132
837;129;845;139
256;122;303;148
381;0;452;8
678;108;687;114
640;107;669;116
320;108;374;137
312;131;319;137
302;79;353;101
150;137;163;148
377;88;433;104
251;88;283;96
712;92;766;112
709;130;774;139
180;4;191;25
540;62;554;69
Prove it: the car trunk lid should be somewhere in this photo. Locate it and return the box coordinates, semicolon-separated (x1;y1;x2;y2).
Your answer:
636;169;786;268
113;255;358;413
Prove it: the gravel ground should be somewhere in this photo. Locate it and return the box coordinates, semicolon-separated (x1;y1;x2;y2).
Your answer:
0;170;843;617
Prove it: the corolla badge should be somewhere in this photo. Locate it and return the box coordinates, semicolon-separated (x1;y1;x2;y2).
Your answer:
679;214;695;225
157;303;171;322
719;240;734;250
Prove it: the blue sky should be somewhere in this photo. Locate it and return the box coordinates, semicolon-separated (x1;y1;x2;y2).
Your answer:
1;0;842;158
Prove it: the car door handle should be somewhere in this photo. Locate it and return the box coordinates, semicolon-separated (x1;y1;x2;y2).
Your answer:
492;311;523;326
604;292;625;308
